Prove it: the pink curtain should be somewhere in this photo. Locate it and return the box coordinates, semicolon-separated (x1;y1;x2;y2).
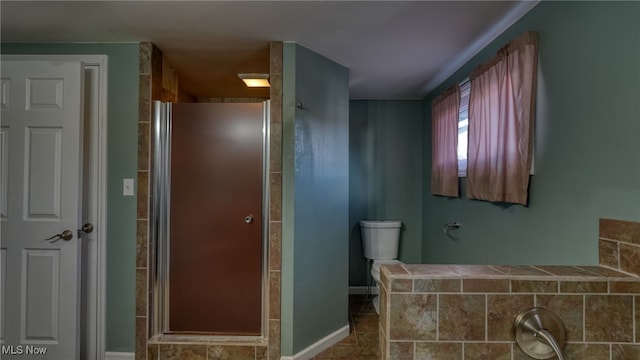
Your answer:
431;85;460;197
467;31;538;205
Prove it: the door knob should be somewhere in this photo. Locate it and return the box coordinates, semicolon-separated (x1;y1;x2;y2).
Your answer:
45;230;73;242
78;223;94;238
244;215;254;224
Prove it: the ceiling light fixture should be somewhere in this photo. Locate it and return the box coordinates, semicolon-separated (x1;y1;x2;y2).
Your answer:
238;73;270;88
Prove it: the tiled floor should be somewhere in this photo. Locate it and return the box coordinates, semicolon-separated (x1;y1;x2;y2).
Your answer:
311;295;380;360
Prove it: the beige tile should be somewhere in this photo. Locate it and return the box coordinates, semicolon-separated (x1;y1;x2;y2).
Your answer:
414;278;461;292
600;218;640;245
137;170;149;219
147;343;158;360
463;342;510;360
439;294;485;341
139;73;152;121
312;344;359;359
612;344;640;359
138;121;150;171
380;327;388;360
269;73;282;124
390;278;412;292
136;316;147;360
487;295;534;341
136;268;147;317
353;313;379;334
598;239;619;268
137;219;148;268
269;221;282;271
560;281;607;293
139;43;153;74
619;243;640;276
585;295;634;342
380;282;388;334
403;264;458;276
269;320;281;360
381;267;391;291
159;344;206;360
511;280;557;293
511;344;531;360
270;122;282;172
415;342;462;360
489;265;550;276
269;270;281;320
534;265;601;277
270;172;282;221
270;41;283;74
256;345;268;360
536;295;584;342
389;341;413;360
385;264;409;276
463;279;509;293
357;330;379;357
564;343;610;359
448;265;504;276
389;293;437;340
578;265;630;278
610;280;640;293
207;345;255;360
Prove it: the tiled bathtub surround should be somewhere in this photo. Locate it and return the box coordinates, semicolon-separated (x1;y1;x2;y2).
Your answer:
599;218;640;277
380;263;640;359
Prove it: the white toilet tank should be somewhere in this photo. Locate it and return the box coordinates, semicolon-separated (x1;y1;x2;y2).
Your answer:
359;220;401;260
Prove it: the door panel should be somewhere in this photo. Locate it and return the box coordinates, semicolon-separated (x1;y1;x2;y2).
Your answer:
0;59;83;358
25;127;63;219
168;103;264;335
22;249;59;342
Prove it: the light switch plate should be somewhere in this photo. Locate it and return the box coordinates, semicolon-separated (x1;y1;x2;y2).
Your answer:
123;178;135;196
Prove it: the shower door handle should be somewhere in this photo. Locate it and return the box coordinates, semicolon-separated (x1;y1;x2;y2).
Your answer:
244;215;254;224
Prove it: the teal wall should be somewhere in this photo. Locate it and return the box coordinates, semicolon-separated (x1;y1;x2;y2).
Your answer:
1;43;139;352
349;100;423;286
422;2;640;265
281;43;350;355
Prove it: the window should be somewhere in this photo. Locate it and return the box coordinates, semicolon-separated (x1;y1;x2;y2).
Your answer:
457;79;470;177
431;31;538;204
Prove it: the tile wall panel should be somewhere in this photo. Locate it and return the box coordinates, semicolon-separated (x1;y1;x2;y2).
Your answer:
381;218;640;360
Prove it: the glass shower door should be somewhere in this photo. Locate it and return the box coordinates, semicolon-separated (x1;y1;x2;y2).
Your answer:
153;101;267;336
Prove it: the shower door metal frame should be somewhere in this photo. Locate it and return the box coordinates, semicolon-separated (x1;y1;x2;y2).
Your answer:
151;100;270;340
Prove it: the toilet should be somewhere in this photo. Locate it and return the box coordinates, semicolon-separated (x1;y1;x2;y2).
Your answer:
359;220;402;314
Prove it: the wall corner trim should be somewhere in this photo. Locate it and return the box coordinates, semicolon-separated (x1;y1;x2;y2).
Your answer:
280;324;350;360
105;352;135;360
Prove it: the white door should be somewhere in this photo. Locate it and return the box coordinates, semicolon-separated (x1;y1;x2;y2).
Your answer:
1;59;84;359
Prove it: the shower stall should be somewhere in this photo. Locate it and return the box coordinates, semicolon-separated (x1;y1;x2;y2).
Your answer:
151;100;270;337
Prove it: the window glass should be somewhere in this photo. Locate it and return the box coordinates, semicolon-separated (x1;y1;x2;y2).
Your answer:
457;80;470;176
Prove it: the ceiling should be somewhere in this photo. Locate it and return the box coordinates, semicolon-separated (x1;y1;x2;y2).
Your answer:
0;1;538;99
